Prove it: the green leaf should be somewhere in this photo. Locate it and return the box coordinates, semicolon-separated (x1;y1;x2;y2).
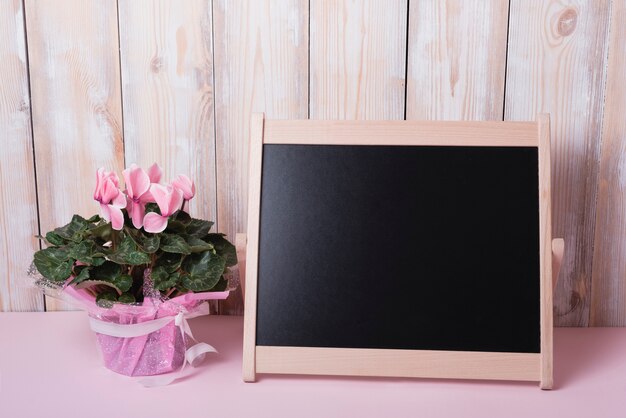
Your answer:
86;214;101;223
117;293;136;304
45;232;66;246
173;210;192;225
91;257;106;266
71;265;91;285
165;220;186;234
108;235;151;265
181;251;225;291
90;261;121;281
96;291;117;308
186;219;214;238
53;215;89;242
152;267;180;291
89;222;113;241
68;241;96;264
75;279;123;294
209;277;229;292
140;234;160;253
206;234;238;267
160;234;191;254
155;252;183;273
127;228;160;254
185;236;214;253
124;251;151;265
33;247;72;282
110;274;133;293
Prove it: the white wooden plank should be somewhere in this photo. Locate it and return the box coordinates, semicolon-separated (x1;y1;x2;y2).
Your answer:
310;0;407;120
590;0;626;326
406;0;509;120
505;0;611;326
0;0;43;312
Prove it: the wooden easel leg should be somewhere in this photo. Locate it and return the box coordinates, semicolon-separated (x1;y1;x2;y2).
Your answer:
541;238;564;390
236;233;247;299
552;238;564;291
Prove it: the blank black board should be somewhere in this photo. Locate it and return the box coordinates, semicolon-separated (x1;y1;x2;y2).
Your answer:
256;144;540;353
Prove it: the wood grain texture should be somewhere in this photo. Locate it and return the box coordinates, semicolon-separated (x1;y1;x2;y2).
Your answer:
591;0;626;326
406;0;509;120
0;0;43;312
118;0;218;313
213;0;308;314
256;346;541;382
242;113;264;382
25;0;124;311
263;119;539;146
538;114;553;389
504;0;611;326
309;0;407;120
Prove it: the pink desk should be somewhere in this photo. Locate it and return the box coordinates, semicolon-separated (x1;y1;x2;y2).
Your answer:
1;312;625;418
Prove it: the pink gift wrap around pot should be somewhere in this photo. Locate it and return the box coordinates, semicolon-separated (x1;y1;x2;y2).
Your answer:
64;286;228;377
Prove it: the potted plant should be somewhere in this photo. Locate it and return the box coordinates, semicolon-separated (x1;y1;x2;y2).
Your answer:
30;163;236;381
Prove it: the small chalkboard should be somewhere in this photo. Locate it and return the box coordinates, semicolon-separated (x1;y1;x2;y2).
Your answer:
243;114;557;388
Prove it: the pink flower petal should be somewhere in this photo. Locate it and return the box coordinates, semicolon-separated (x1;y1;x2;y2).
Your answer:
101;178;120;204
143;212;168;233
99;203;111;222
140;189;155;204
94;168;104;201
108;205;125;230
172;174;196;200
149;184;169;214
111;190;127;208
109;171;120;187
167;187;184;216
130;201;145;229
123;163;150;199
147;163;162;183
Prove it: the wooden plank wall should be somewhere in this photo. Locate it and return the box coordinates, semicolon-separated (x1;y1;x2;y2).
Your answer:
591;0;626;326
0;0;624;326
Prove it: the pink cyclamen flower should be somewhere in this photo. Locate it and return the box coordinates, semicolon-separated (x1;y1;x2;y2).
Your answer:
171;174;196;200
147;163;162;183
143;184;183;233
122;164;153;229
94;168;126;230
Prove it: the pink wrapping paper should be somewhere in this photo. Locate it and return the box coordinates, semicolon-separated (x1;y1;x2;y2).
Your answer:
64;287;228;376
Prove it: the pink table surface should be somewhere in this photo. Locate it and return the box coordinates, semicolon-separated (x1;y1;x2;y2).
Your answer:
1;312;625;418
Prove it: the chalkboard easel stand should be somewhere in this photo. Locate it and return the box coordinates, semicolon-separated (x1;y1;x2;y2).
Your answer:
242;114;561;389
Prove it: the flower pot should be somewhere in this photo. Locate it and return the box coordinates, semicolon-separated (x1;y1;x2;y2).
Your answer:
63;286;229;377
93;311;186;376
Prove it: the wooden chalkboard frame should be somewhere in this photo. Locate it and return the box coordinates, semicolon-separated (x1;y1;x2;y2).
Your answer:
243;113;559;389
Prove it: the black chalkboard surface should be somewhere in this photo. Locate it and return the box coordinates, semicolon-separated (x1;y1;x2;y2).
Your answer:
256;145;540;353
242;115;554;387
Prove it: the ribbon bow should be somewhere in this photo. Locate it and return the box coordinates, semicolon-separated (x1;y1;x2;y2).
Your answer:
88;303;216;387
